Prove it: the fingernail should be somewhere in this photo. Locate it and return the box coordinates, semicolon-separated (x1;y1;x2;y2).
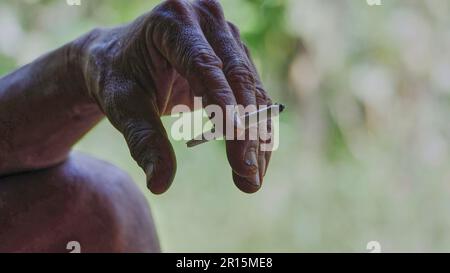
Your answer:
244;150;258;174
145;163;155;186
246;172;261;187
259;163;266;183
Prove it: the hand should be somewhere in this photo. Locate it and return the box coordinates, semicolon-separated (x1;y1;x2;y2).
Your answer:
81;0;273;194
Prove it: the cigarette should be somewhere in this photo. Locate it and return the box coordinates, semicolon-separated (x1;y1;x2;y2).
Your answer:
186;103;285;148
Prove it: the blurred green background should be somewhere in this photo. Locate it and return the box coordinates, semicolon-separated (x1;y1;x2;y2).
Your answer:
1;0;450;252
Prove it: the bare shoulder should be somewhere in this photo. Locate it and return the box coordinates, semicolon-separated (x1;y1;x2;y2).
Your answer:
0;152;160;253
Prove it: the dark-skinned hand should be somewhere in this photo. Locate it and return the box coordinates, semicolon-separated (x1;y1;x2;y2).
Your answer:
81;0;273;194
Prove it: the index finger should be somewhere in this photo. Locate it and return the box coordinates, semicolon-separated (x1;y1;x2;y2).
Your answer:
148;0;240;129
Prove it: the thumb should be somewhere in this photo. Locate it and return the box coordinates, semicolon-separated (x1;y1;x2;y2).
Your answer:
101;77;176;194
122;119;176;195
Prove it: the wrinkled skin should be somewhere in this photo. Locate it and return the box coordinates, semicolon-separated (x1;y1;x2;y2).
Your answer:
0;0;273;252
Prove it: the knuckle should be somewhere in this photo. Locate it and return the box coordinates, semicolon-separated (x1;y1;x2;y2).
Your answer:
196;0;224;17
153;0;192;20
189;49;223;71
256;87;272;104
162;0;191;12
123;122;158;163
224;59;255;86
124;122;152;146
